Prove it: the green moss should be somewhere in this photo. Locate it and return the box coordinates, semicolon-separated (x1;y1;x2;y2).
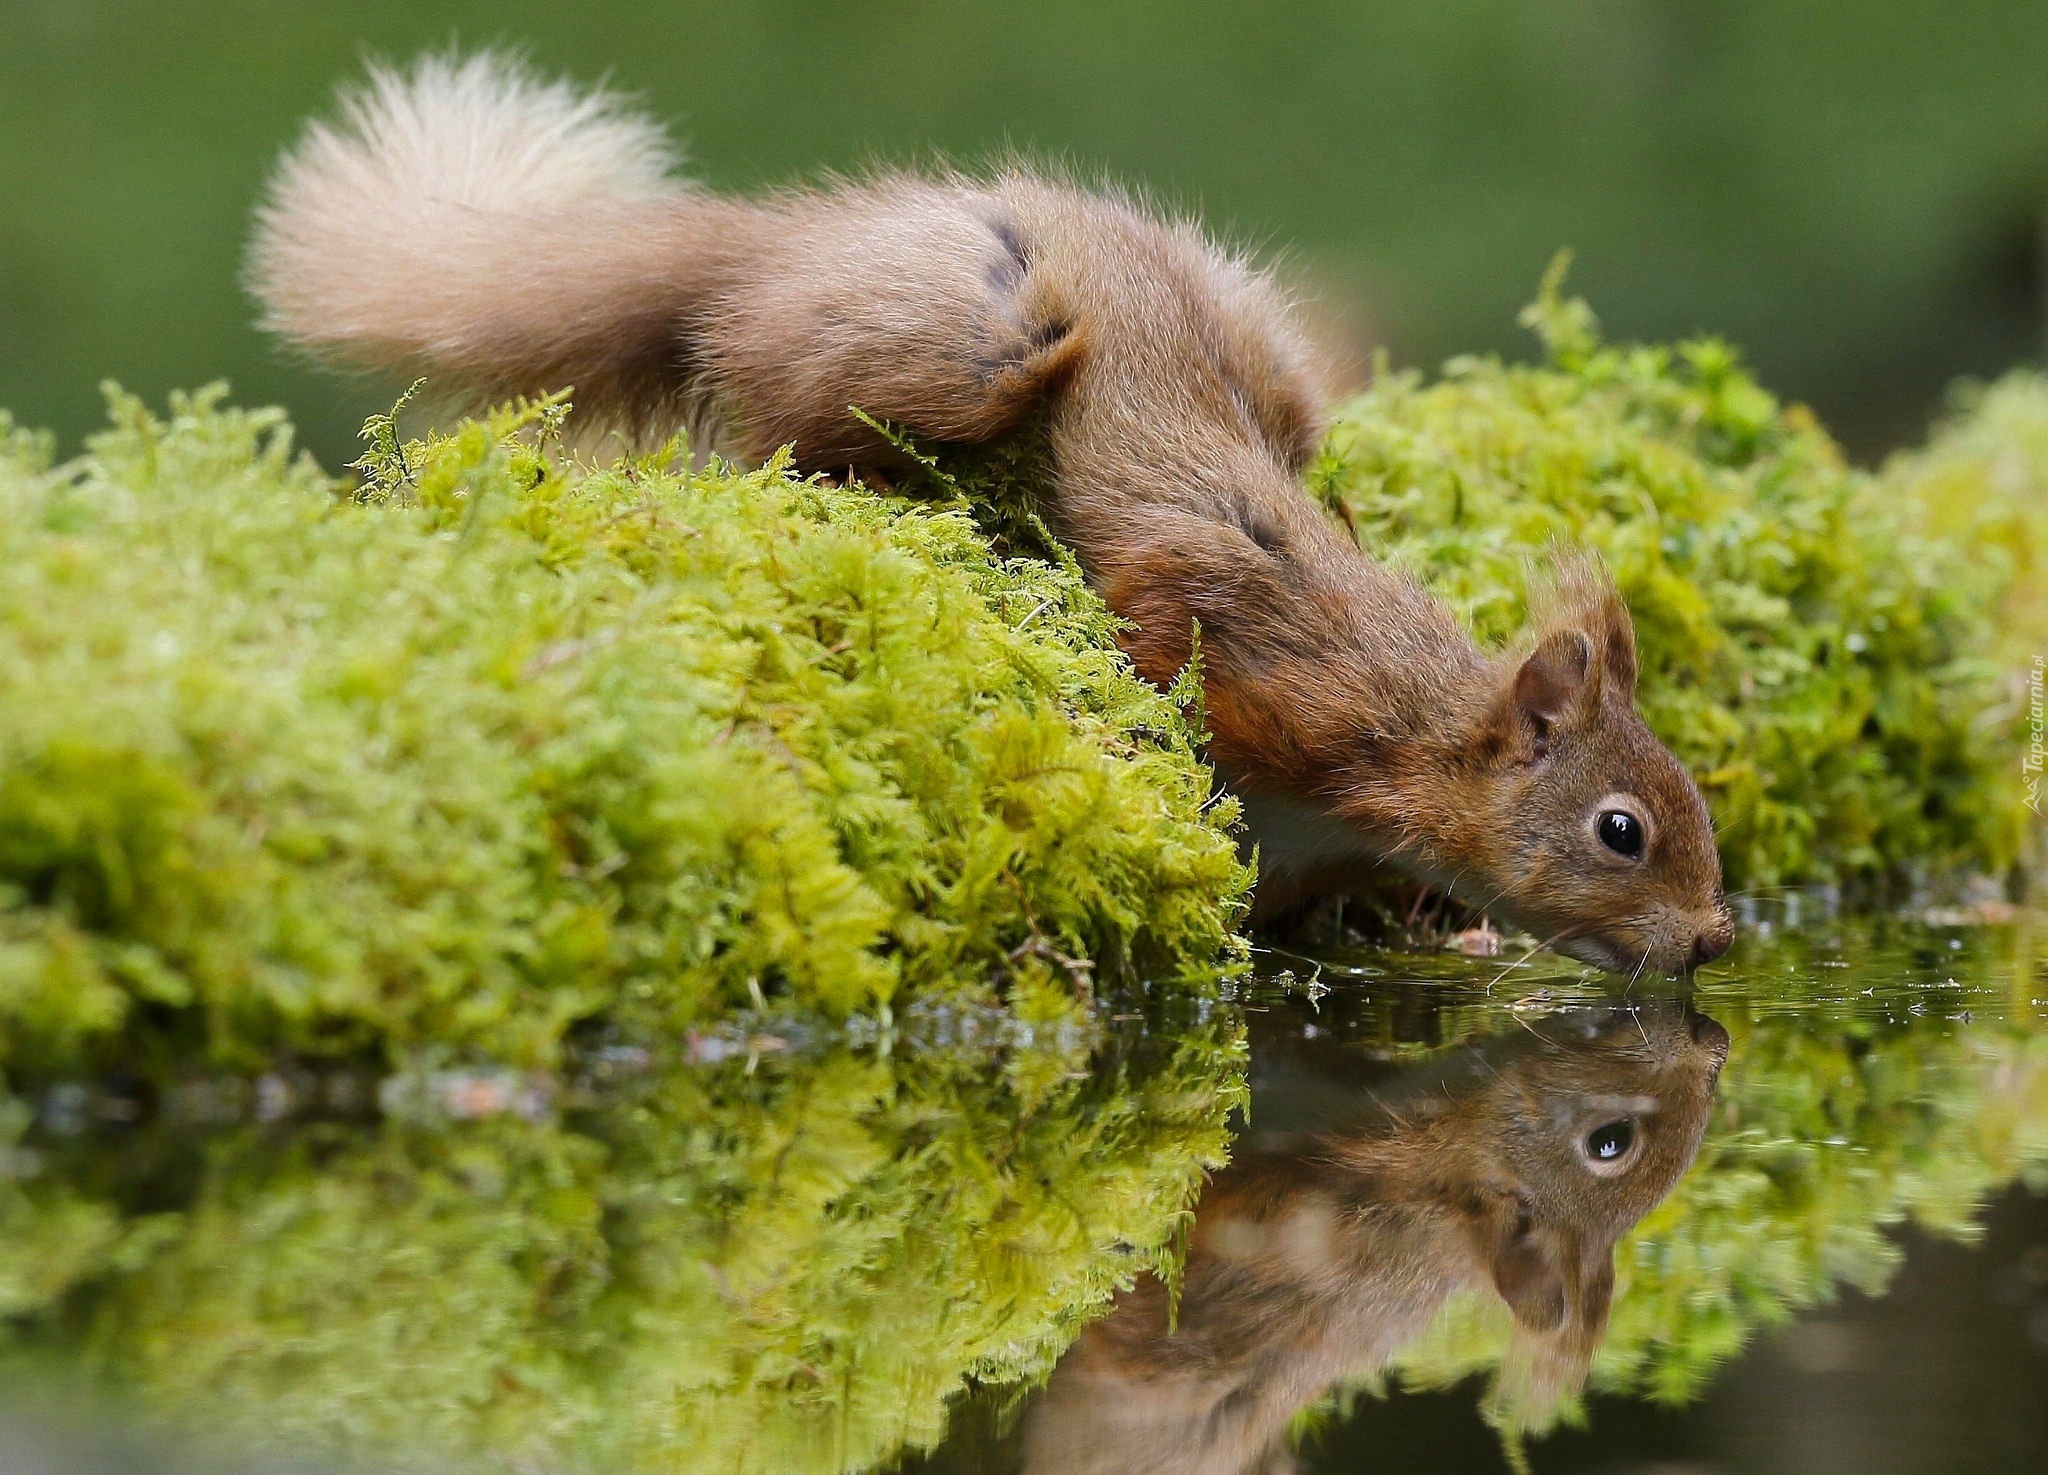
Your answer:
8;275;2048;1073
1882;369;2048;660
0;387;1248;1080
1312;264;2048;896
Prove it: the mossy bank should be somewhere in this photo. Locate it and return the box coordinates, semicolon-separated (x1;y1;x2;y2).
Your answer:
5;281;2048;1077
0;390;1247;1083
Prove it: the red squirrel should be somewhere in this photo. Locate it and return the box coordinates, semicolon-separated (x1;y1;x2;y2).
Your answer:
1017;1000;1731;1474
249;53;1733;975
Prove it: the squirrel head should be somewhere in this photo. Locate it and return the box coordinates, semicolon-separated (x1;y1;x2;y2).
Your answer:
1024;998;1729;1471
1456;564;1730;975
1433;1000;1730;1414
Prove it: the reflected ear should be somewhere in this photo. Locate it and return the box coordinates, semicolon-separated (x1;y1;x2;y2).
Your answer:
1489;1218;1569;1332
1513;629;1593;752
1491;1234;1617;1424
1480;1190;1619;1340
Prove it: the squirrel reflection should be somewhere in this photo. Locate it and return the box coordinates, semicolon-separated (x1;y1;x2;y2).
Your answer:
1020;999;1730;1475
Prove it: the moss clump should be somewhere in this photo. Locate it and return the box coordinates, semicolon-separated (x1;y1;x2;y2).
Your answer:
1882;369;2048;658
0;387;1247;1081
1313;265;2048;896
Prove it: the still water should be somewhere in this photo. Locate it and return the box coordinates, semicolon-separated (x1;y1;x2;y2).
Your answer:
2;914;2044;1474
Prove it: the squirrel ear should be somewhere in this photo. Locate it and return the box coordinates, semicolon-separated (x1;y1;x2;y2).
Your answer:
1600;594;1638;699
1513;629;1593;743
1526;554;1638;710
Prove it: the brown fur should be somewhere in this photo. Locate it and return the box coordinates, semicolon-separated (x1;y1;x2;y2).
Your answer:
250;54;1733;974
1018;1001;1731;1475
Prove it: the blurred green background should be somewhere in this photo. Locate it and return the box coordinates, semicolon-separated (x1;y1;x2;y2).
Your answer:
3;0;2046;469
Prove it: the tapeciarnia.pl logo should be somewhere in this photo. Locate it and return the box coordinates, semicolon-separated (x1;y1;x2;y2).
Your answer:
2025;654;2045;815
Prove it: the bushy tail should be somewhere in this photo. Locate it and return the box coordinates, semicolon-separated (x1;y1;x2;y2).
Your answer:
249;52;738;432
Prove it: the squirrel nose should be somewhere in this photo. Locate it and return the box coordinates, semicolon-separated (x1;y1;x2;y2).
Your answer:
1690;923;1732;968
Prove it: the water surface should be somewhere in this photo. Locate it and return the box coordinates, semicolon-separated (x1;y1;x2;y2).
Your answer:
3;915;2044;1473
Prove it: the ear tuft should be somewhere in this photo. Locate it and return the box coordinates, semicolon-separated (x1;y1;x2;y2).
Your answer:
1523;551;1640;709
1596;589;1638;698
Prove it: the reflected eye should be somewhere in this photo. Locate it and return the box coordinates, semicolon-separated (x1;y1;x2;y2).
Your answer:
1596;809;1644;858
1584;1119;1635;1163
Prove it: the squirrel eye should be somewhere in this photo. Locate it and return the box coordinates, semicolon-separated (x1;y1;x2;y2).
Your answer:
1596;809;1644;859
1583;1119;1635;1164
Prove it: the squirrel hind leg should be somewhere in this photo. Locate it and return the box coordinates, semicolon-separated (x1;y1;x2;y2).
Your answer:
703;188;1085;470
